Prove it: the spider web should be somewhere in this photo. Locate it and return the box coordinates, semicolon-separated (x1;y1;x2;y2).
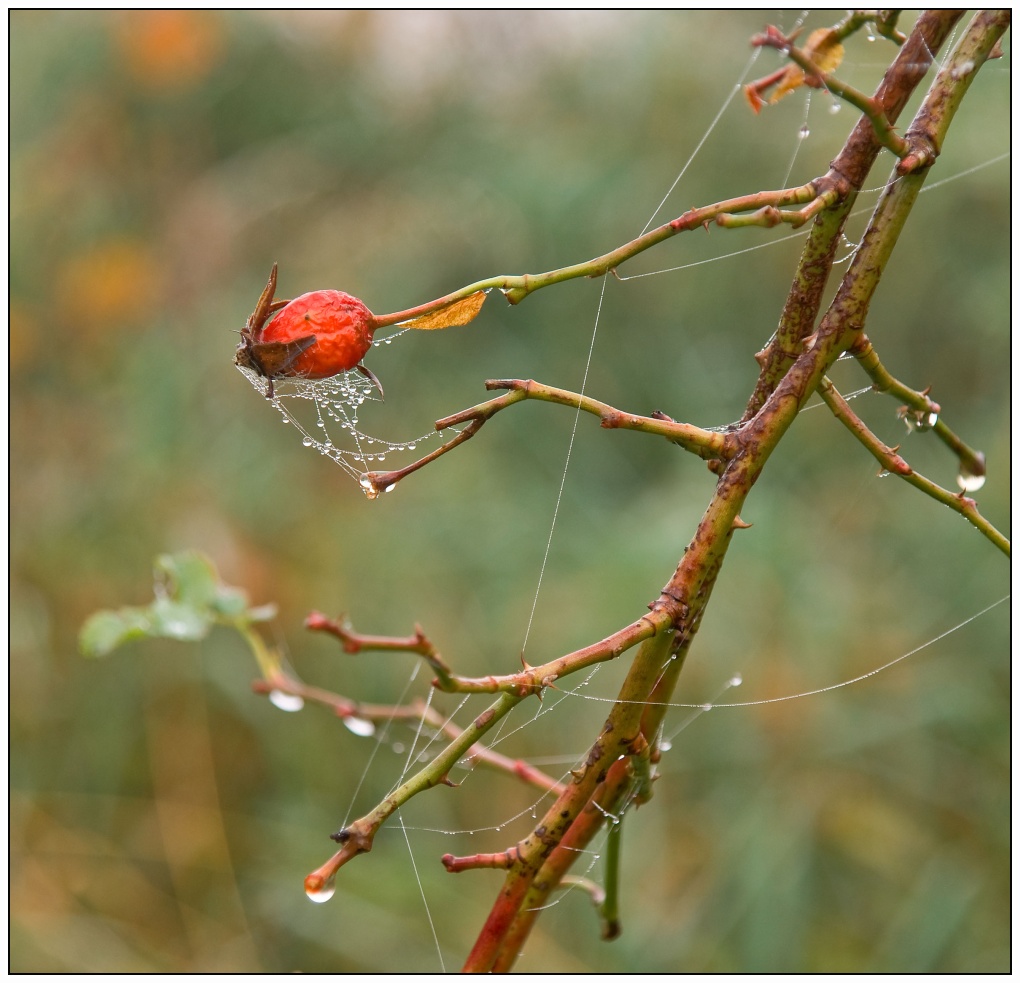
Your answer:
236;351;444;487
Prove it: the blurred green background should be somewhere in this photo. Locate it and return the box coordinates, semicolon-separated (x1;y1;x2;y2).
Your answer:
10;11;1010;973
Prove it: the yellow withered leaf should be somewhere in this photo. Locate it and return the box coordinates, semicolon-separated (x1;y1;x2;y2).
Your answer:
403;290;488;331
769;28;845;105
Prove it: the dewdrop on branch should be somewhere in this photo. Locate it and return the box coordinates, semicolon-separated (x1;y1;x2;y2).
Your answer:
305;876;336;904
268;689;305;712
343;716;376;738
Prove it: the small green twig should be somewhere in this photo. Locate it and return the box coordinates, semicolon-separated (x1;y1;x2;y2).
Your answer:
850;334;988;481
598;812;623;941
366;180;845;326
363;378;732;496
831;10;906;46
818;377;1009;556
304;691;523;897
482;379;731;458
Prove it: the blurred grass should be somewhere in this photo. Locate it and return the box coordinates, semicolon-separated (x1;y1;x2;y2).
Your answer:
10;10;1009;972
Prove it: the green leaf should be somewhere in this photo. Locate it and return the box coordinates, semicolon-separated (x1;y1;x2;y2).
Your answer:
149;596;212;641
80;550;276;659
79;607;154;658
155;551;220;608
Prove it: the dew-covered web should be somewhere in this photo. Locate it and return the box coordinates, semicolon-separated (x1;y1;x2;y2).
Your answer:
236;331;450;490
274;12;1008;962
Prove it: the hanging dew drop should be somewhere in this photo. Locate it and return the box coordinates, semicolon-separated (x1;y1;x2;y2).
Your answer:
659;738;673;753
700;703;713;712
799;125;810;139
343;716;376;738
926;412;938;428
957;468;986;493
729;673;743;687
302;437;314;447
269;690;305;712
305;880;336;904
828;101;841;114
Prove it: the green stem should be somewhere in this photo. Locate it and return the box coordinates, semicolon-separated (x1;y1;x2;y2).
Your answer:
850;334;987;480
598;812;623;941
304;691;522;894
819;377;1009;557
369;182;831;324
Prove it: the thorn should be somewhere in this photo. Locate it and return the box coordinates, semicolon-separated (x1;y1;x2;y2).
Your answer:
802;330;819;350
732;515;753;529
440;776;460;788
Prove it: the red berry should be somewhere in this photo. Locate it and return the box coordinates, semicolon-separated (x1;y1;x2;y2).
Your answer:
259;290;376;380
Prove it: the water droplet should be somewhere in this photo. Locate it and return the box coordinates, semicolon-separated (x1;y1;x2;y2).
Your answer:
306;879;336;904
798;125;810;139
700;703;713;712
269;690;305;712
383;484;396;494
659;738;672;753
392;742;405;754
343;716;376;738
729;673;743;687
317;420;326;428
878;469;890;478
384;338;393;345
867;30;876;42
926;412;938;428
956;469;986;493
302;437;314;447
280;417;290;424
407;443;416;451
828;101;841;114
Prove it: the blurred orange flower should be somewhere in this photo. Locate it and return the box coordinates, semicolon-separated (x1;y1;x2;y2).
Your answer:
58;237;160;335
114;11;222;90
